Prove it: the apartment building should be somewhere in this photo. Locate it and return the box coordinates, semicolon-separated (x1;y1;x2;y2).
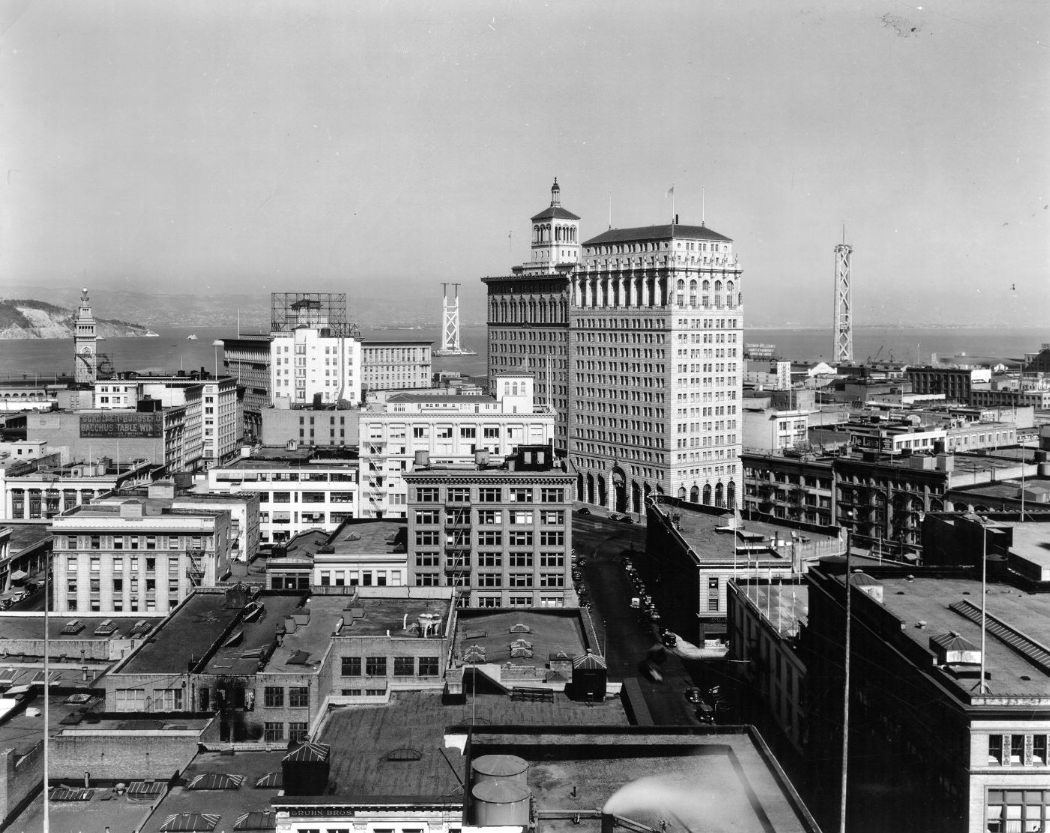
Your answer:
206;446;358;543
50;499;232;615
403;445;575;608
357;373;555;520
360;340;433;393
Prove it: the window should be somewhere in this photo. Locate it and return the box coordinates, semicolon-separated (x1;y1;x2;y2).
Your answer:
509;574;533;588
539;530;564;547
477;573;502;587
415;552;439;567
478;487;501;503
415;509;439;524
1035;735;1048;765
508;552;533;567
539;573;564;588
460;427;476;438
393;657;415;676
478;531;502;546
510;488;532;503
478;552;502;567
477;509;501;525
483;427;499;439
510;510;533;525
448;487;470;503
264;686;284;707
289;686;309;708
1010;734;1025;764
541;487;564;503
288;722;308;744
540;553;563;567
541;510;564;525
416;530;440;547
264;722;284;742
413;426;427;438
415;573;439;586
365;656;387;676
419;656;439;676
985;789;1050;833
154;688;184;710
509;531;533;546
416;487;439;503
115;688;145;711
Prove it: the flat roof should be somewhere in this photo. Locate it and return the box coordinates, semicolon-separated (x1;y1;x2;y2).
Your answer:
361;339;433;345
201;594;305;676
0;614;163;643
115;592;242;675
454;610;587;668
1009;523;1050;566
857;573;1050;697
465;727;817;833
385;392;496;404
224;453;357;469
137;750;287;833
331;593;452;639
328;521;407;555
319;690;627;798
0;694;84;756
653;504;838;564
11;784;156;833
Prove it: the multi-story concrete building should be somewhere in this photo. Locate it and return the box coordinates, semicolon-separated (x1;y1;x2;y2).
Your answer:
483;180;577;451
260;404;361;448
221;333;273;442
139;376;239;468
360;340;433;394
803;563;1050;833
644;498;843;645
742;404;809;453
96;480;261;563
0;454;157;521
205;446;358;543
50;498;232;615
484;181;744;515
403;445;575;608
27;407;190;472
269;293;362;407
358;373;555;520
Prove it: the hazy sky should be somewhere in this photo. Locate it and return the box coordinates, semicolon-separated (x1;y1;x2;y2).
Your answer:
1;0;1047;327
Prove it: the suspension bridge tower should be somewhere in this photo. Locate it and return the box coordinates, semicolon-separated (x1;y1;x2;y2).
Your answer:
833;240;853;364
435;283;476;356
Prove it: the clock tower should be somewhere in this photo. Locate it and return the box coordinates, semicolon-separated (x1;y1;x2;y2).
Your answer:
73;287;97;385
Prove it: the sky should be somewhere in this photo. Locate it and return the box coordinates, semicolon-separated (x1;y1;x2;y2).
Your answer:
0;0;1047;328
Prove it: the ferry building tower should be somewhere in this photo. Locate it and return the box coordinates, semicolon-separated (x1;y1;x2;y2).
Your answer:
73;287;97;385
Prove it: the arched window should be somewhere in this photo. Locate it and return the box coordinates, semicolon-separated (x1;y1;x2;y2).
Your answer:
727;281;734;292
715;482;725;508
727;481;736;509
702;280;710;292
677;279;685;290
714;280;722;292
702;484;712;505
677;486;687;500
690;486;700;503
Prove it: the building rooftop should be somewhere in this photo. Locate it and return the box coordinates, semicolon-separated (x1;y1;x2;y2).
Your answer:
200;594;305;676
1;520;52;557
584;223;732;246
463;726;818;833
653;502;841;566
136;750;287;833
454;610;587;669
733;582;809;637
114;592;244;675
327;521;407;555
0;614;162;645
383;392;496;404
361;339;434;346
0;694;87;757
11;782;158;833
330;592;452;639
318;690;627;799
849;571;1050;701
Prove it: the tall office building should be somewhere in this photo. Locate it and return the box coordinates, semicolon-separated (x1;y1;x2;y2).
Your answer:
484;182;744;514
269;293;362;407
483;180;577;451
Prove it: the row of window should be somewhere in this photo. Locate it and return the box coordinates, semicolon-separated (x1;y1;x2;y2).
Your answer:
59;535;206;551
340;656;440;677
988;734;1050;767
263;685;311;708
414;487;565;504
414;509;564;526
414;552;565;568
415;530;565;547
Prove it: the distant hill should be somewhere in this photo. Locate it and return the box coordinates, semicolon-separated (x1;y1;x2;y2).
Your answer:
0;298;151;339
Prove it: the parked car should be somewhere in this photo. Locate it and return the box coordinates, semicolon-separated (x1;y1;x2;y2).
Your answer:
683;687;703;704
661;631;678;648
577;507;592;516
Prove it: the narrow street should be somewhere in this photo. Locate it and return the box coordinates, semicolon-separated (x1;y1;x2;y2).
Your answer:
573;512;698;725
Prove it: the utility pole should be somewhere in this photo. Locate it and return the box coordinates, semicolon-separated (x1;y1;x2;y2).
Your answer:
839;530;852;833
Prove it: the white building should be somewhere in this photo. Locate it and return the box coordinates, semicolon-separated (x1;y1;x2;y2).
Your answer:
358;373;555;519
205;448;358;544
271;327;362;407
742;407;810;453
50;499;232;615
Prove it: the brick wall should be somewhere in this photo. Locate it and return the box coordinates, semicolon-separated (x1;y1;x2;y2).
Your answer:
0;741;43;829
50;730;203;781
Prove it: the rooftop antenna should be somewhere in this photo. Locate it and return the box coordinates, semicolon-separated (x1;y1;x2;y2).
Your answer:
666;185;675;224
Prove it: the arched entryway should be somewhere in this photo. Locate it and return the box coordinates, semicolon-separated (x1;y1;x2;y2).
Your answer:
689;485;699;503
586;474;595;505
702;484;712;505
597;474;608;509
727;481;736;510
715;482;725;508
611;466;628;514
631;481;642;514
576;473;584;502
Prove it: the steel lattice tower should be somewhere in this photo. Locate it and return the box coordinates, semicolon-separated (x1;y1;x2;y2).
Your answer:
435;283;476;356
834;241;853;363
